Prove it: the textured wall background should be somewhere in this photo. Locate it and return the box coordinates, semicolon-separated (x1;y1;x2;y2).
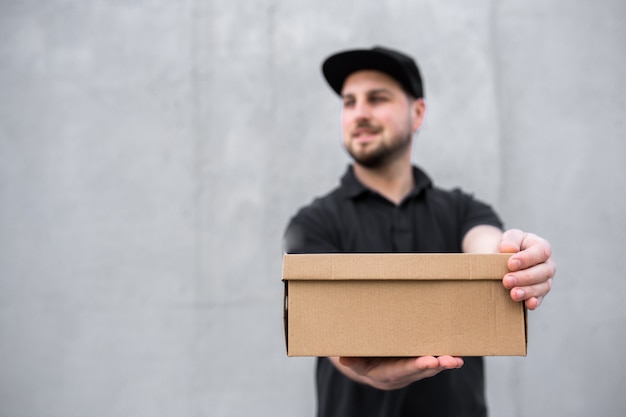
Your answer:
1;0;624;416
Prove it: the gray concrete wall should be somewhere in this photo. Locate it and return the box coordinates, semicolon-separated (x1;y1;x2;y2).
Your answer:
1;0;624;416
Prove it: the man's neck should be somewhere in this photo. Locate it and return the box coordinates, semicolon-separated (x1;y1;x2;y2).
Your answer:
352;159;414;205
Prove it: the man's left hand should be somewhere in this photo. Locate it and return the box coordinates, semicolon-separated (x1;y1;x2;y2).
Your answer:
499;229;556;310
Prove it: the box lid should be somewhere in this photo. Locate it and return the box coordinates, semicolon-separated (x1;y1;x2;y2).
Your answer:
283;253;512;281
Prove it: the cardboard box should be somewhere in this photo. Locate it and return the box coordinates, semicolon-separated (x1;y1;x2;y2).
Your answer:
282;253;527;357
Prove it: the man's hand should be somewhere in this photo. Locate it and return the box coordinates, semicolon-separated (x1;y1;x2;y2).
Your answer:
329;356;464;391
499;229;556;310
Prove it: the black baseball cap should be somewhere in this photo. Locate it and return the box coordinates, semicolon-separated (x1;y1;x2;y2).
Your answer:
322;46;424;98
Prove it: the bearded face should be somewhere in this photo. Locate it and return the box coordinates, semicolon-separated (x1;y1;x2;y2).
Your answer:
341;70;423;169
344;117;413;168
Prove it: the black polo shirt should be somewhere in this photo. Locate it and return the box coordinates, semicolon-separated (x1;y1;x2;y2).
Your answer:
284;165;503;417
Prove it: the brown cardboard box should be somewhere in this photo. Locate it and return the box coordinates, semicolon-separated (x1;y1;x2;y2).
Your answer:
282;253;527;357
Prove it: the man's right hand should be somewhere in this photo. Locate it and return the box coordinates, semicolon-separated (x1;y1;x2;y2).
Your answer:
329;356;464;391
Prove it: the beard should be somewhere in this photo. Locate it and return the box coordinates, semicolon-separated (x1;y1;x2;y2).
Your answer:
345;123;413;168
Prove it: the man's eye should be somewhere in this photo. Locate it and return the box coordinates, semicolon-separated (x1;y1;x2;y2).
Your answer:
343;100;355;108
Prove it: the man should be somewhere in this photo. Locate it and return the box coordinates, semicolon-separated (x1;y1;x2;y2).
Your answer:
283;46;556;417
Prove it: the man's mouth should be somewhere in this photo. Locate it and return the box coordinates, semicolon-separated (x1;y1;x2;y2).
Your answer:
352;126;381;139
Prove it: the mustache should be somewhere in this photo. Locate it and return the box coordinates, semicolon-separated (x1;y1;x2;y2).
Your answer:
353;121;382;133
355;120;378;130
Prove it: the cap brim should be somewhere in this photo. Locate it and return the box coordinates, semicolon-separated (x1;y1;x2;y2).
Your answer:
322;49;410;96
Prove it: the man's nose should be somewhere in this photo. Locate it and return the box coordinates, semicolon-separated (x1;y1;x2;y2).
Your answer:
353;100;372;119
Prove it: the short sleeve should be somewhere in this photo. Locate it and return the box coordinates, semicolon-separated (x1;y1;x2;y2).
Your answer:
451;188;503;238
283;202;342;254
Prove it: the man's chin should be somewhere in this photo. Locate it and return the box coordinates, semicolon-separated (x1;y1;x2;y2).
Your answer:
350;152;386;168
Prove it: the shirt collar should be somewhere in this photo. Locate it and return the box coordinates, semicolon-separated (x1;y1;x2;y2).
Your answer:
340;164;433;200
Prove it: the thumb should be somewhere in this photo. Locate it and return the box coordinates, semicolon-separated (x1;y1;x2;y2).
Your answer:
498;228;524;253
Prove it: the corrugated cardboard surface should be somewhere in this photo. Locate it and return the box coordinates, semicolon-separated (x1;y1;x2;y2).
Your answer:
283;253;527;357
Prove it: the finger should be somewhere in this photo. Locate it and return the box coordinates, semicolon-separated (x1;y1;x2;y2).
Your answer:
413;356;440;370
499;228;524;253
508;234;552;271
411;357;451;380
338;357;357;368
436;355;464;369
504;258;556;289
524;295;544;311
509;277;553;303
382;357;443;384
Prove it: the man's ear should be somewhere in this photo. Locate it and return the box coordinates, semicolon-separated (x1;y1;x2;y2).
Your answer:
411;98;426;133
